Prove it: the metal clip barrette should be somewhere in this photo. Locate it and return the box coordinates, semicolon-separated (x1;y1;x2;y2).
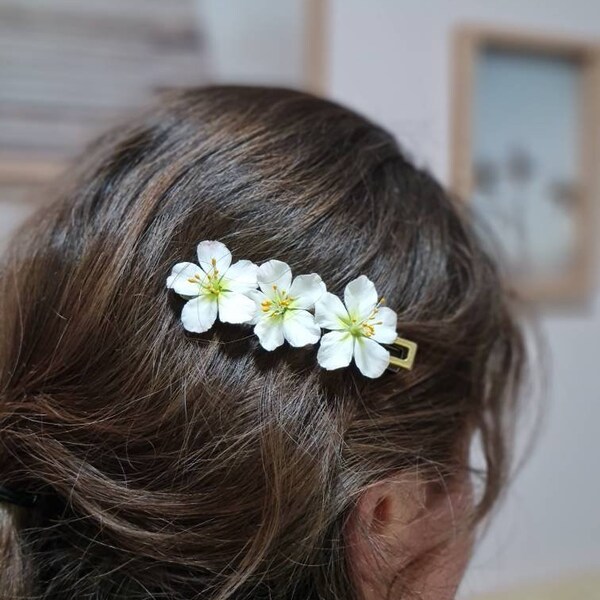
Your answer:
387;336;418;371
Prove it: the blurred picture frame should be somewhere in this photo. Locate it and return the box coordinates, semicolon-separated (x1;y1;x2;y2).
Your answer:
451;27;600;303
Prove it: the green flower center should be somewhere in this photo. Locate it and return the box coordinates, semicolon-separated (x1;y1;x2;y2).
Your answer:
187;258;226;297
261;285;295;318
347;318;376;338
345;299;385;338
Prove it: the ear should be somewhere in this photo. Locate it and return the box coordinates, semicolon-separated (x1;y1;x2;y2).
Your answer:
343;473;474;600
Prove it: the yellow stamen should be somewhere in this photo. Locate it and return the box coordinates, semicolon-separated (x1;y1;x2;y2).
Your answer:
361;322;375;337
187;272;203;284
209;257;220;277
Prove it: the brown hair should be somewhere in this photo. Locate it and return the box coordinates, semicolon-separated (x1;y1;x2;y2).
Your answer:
0;86;524;599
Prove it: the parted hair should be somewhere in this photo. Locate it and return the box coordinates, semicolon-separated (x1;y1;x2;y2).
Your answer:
0;86;524;599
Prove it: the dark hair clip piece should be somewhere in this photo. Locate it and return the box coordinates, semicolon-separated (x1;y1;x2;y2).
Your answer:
0;484;38;508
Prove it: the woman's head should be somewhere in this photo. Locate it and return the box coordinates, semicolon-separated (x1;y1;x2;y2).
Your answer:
0;86;524;599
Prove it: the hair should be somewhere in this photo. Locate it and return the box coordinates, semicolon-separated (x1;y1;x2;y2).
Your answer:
0;86;525;599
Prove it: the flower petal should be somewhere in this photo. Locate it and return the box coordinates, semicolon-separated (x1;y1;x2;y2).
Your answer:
317;330;354;371
196;240;232;275
180;295;218;333
218;291;257;324
289;274;326;310
257;260;293;297
223;260;258;292
344;275;378;320
371;306;398;344
314;293;349;330
254;316;285;351
283;309;321;347
246;289;269;325
353;337;390;379
166;262;202;297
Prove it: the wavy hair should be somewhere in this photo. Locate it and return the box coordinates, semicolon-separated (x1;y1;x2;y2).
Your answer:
0;86;525;599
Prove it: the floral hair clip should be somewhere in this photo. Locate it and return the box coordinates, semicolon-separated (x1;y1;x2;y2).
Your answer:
167;240;417;379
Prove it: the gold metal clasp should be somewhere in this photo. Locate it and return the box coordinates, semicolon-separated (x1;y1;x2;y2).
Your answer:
387;336;418;371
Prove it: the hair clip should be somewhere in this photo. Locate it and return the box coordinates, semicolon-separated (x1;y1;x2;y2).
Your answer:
388;337;418;371
0;484;38;508
167;240;418;379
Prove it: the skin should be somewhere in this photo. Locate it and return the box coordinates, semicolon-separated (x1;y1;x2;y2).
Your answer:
344;473;475;600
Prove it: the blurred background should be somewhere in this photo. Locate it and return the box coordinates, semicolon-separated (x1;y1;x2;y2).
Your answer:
1;1;599;598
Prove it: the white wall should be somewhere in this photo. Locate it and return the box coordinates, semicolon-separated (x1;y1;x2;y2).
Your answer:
196;0;306;88
328;0;600;596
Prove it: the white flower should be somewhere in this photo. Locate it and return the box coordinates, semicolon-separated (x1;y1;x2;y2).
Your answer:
250;260;326;351
167;240;258;333
314;275;397;378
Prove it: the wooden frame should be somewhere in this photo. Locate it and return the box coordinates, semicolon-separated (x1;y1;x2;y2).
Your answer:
0;155;65;187
451;26;600;303
304;0;329;96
